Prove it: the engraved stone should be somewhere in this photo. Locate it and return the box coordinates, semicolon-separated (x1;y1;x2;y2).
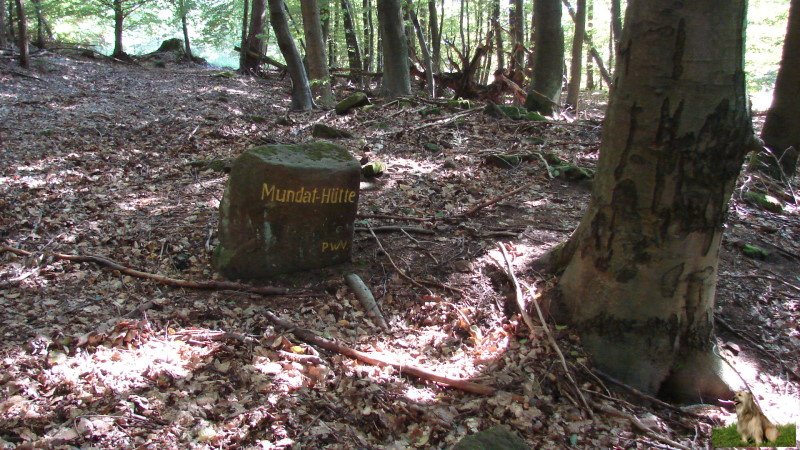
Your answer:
214;141;360;279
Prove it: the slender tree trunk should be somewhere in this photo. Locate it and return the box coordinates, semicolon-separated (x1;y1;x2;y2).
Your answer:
428;0;440;72
408;5;434;96
178;0;194;60
377;0;411;96
30;0;43;48
268;0;313;110
0;0;7;49
363;0;373;72
585;0;594;90
565;0;585;111
525;2;535;73
301;0;335;106
553;0;753;402
563;0;612;88
459;0;466;56
243;0;267;73
610;0;621;74
13;0;26;68
492;0;504;71
332;0;340;66
112;0;125;58
340;0;363;85
239;0;250;70
509;0;524;72
759;0;800;179
8;0;15;45
524;0;563;115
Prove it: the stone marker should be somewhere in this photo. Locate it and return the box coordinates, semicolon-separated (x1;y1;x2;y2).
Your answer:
214;141;360;279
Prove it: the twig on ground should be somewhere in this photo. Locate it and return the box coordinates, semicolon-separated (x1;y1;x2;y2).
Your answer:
715;315;800;383
724;271;800;293
496;243;537;336
355;226;435;235
589;400;691;450
356;213;433;222
380;106;482;136
450;181;539;218
364;224;463;295
263;310;502;396
0;244;293;296
524;282;594;418
590;368;708;420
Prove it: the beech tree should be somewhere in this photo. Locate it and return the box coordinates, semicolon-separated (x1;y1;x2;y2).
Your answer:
758;0;799;179
96;0;152;59
268;0;312;111
241;0;266;73
340;0;363;85
0;0;6;49
300;0;334;106
548;0;756;401
377;0;411;97
524;0;564;115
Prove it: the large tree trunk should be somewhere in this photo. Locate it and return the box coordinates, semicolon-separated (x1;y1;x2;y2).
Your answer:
428;0;440;73
112;0;125;58
13;0;26;68
243;0;267;73
553;0;753;402
524;0;563;115
758;0;800;180
301;0;335;107
340;0;363;86
268;0;313;111
377;0;411;97
565;0;585;110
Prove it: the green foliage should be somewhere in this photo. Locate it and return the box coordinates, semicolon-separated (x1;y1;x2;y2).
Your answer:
711;423;796;448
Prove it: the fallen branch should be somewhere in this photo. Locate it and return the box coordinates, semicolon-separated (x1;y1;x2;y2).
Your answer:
263;310;498;396
381;106;482;136
356;213;433;222
0;245;291;296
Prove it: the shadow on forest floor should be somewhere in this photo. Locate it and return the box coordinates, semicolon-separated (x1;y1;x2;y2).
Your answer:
0;53;798;448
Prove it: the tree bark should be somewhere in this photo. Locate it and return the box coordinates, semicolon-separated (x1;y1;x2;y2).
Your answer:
30;0;43;48
759;0;800;179
428;0;440;72
610;0;622;68
268;0;313;110
7;0;15;45
554;0;753;402
112;0;125;58
13;0;26;68
565;0;585;111
377;0;411;97
301;0;335;106
524;0;563;115
340;0;363;85
242;0;267;73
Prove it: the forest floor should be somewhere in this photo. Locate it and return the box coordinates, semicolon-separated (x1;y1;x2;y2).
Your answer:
0;51;798;449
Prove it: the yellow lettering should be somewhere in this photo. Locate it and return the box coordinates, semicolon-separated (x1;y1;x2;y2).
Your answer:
321;242;331;252
346;191;356;203
261;183;275;201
